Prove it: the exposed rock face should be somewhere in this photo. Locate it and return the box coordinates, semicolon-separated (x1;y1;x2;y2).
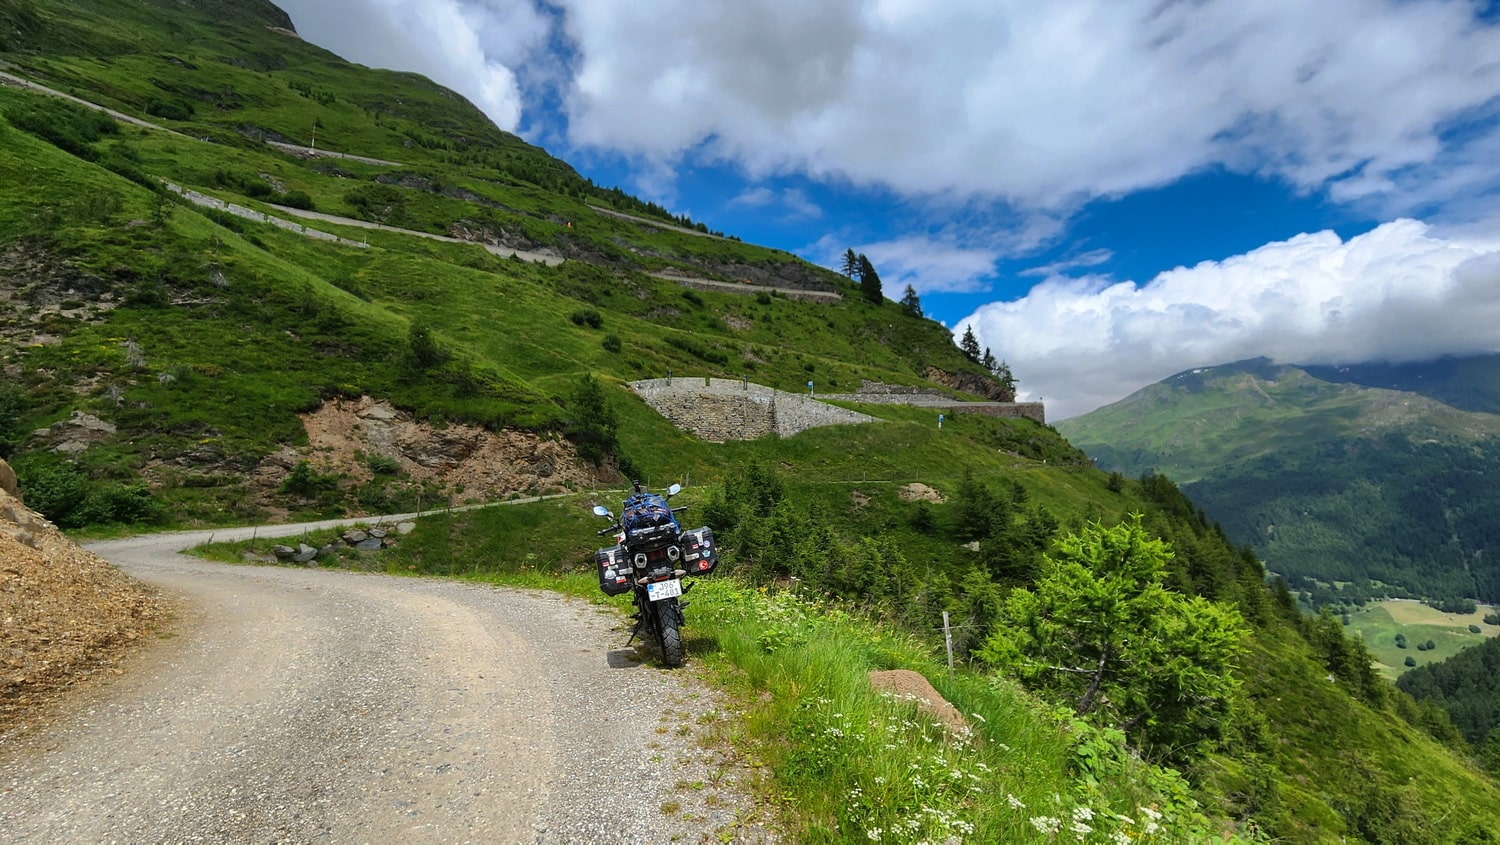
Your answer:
924;368;1015;402
0;459;168;735
30;410;118;455
274;395;603;498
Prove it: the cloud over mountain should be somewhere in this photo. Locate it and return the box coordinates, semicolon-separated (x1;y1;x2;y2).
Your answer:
964;220;1500;420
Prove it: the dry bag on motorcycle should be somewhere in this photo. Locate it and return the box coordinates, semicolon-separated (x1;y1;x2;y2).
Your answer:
680;526;719;575
596;545;632;596
621;492;678;545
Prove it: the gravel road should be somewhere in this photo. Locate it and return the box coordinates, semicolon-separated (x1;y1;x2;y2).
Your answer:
0;526;774;844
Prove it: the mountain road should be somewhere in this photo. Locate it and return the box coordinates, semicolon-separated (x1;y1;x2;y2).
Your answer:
0;526;771;843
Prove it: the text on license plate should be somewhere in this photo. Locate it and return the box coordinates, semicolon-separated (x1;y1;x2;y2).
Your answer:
647;579;683;601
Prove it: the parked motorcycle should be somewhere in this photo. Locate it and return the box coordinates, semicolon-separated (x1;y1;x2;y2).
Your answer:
591;481;719;667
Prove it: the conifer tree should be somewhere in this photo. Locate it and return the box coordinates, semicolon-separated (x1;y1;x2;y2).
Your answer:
959;325;981;362
840;248;859;278
856;253;882;304
899;284;922;317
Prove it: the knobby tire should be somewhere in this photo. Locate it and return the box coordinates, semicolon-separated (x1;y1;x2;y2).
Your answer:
658;598;684;668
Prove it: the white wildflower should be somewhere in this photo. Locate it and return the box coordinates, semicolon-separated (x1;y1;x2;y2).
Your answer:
1030;816;1061;835
1007;794;1026;810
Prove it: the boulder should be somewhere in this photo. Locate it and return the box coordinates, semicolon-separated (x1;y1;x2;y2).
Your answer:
354;537;383;552
0;458;18;499
271;544;297;560
293;543;317;563
342;529;368;544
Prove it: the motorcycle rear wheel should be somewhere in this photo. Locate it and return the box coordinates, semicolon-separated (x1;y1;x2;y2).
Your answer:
657;598;684;668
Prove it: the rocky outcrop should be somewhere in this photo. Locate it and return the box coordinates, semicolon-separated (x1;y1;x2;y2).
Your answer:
30;410;117;455
271;395;602;498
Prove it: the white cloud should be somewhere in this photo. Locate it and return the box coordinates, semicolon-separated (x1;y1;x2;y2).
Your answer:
275;0;551;132
559;0;1500;216
808;233;1004;294
1021;249;1113;278
961;220;1500;420
731;186;823;219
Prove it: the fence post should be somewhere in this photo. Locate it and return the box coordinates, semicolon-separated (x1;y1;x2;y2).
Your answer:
943;611;955;684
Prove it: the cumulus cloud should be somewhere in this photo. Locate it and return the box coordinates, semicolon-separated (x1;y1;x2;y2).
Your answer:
558;0;1500;216
275;0;551;132
960;220;1500;420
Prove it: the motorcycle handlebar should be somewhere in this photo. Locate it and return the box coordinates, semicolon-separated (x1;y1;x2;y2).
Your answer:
597;525;619;536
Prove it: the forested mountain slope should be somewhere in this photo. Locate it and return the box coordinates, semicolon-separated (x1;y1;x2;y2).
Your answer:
1057;357;1500;602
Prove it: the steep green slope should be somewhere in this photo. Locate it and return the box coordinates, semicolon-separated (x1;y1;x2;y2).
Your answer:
1056;358;1500;602
0;0;1003;527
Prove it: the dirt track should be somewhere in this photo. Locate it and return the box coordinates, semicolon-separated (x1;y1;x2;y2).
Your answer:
0;528;772;843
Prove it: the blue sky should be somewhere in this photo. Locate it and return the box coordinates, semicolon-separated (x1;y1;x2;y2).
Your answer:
276;0;1500;418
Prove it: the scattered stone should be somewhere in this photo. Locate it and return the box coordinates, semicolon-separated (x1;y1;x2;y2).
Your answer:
395;521;416;535
354;537;383;552
342;529;368;544
899;483;946;503
293;543;317;563
271;544;296;559
368;527;387;539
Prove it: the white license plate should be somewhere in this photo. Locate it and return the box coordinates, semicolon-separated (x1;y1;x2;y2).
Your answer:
646;579;682;601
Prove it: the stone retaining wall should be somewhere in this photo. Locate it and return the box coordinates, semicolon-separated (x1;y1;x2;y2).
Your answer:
628;378;876;441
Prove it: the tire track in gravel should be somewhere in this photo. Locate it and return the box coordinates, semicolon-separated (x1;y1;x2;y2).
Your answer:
0;529;775;843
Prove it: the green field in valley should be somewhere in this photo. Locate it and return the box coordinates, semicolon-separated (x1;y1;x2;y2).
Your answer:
1346;599;1500;679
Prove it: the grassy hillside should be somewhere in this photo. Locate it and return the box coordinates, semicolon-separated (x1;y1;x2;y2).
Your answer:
8;1;1500;840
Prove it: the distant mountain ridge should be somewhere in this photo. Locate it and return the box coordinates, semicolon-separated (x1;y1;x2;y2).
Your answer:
1057;354;1500;601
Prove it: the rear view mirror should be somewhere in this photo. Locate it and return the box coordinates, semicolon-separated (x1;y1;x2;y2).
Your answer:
667;483;683;497
592;505;611;518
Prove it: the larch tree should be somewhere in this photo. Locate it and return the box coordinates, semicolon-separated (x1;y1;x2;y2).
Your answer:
978;515;1247;761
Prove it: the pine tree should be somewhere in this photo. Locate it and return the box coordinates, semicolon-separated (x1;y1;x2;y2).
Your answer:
856;254;882;304
840;248;859;278
899;284;922;317
982;347;997;372
959;325;981;362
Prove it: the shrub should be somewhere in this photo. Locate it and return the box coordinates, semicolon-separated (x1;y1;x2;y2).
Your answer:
280;190;316;210
681;289;704;307
1405;656;1418;667
601;334;622;353
569;308;603;329
144;97;193;120
279;461;341;498
1470;624;1482;634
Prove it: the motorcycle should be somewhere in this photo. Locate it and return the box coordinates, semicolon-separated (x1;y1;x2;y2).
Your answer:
591;481;719;667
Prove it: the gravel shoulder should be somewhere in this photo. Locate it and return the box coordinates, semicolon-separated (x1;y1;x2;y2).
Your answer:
0;529;775;843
